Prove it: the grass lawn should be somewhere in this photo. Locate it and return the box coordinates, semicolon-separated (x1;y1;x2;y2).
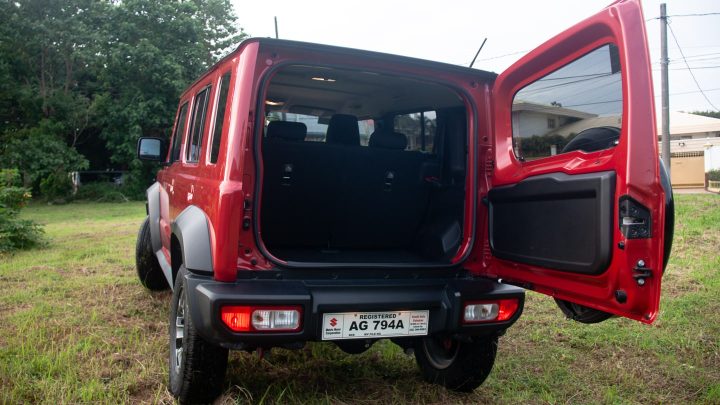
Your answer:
1;195;718;404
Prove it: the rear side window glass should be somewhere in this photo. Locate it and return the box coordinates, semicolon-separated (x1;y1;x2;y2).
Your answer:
210;72;231;164
512;44;622;161
186;86;211;163
394;111;436;152
170;103;189;163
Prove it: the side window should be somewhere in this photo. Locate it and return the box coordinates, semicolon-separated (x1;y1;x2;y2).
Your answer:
210;72;231;164
186;86;211;163
512;44;622;160
394;111;436;152
170;103;189;163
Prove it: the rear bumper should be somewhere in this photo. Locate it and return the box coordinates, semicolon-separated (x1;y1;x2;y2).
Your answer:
184;270;525;349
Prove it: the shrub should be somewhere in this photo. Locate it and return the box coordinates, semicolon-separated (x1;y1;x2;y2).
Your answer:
39;170;74;204
708;169;720;182
0;169;44;253
74;182;129;203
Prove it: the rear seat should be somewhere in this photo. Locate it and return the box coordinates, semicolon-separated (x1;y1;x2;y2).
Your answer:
261;117;436;253
332;128;432;248
261;121;335;247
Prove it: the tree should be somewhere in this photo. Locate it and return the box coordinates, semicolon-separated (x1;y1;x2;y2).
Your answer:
690;110;720;119
0;0;246;198
0;169;44;253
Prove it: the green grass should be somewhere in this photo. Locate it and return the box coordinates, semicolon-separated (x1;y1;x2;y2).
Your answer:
1;195;718;404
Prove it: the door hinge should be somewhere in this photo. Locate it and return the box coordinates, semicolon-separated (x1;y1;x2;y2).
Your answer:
632;259;652;286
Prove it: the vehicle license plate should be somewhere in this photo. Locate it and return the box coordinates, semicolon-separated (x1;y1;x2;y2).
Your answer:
321;310;429;340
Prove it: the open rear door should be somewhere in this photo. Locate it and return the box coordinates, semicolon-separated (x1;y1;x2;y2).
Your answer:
480;0;668;323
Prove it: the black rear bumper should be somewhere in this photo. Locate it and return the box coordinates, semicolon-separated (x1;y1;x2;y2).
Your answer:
184;270;525;349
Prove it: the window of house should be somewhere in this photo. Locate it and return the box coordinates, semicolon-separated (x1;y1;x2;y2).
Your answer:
170;103;189;163
512;44;623;161
210;72;231;164
186;86;211;163
393;111;436;152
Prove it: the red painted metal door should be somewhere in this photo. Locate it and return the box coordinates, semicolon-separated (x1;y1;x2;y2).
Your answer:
474;0;668;323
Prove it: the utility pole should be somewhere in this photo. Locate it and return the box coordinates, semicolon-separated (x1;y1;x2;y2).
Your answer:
660;3;671;176
274;16;279;39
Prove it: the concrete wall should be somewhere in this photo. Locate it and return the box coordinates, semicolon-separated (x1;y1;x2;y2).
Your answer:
671;155;705;187
706;146;720;172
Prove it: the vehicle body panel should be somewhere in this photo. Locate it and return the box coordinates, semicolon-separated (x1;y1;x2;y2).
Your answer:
466;0;666;323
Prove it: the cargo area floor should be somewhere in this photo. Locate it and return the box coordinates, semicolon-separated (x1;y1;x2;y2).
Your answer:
268;248;431;264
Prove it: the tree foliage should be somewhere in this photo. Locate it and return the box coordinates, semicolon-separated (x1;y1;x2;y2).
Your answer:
0;0;246;197
690;110;720;119
0;169;44;253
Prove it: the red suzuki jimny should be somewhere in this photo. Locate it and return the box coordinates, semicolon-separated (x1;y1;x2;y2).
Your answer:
135;0;673;402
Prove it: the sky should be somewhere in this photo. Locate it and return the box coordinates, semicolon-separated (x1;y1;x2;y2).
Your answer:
230;0;720;113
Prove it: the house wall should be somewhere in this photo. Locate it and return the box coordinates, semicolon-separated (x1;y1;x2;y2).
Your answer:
671;155;705;188
512;111;572;138
705;146;720;172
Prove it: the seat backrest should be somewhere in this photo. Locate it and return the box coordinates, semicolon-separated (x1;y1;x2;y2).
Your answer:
326;114;360;146
266;120;307;141
368;129;408;150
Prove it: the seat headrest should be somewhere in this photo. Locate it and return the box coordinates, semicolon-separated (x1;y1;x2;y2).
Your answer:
266;121;307;141
368;129;408;150
326;114;360;146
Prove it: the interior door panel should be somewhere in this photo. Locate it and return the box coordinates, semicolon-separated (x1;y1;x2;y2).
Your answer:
488;171;615;275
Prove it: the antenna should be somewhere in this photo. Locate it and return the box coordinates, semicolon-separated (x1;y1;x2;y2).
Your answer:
274;16;279;39
469;38;488;68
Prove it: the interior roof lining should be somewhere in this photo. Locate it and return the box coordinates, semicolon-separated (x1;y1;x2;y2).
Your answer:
265;64;465;118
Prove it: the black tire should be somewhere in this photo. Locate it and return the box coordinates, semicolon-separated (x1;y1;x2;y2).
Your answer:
169;266;228;404
554;299;614;324
135;217;169;291
414;335;498;392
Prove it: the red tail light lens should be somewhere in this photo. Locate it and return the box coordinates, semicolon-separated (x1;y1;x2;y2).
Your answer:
496;298;520;321
221;306;252;332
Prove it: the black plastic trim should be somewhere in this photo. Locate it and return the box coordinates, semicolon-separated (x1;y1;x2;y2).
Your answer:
146;182;162;253
488;171;615;275
171;205;214;274
183;271;524;348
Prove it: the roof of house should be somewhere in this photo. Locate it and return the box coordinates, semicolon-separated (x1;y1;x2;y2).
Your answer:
512;101;596;119
658;111;720;135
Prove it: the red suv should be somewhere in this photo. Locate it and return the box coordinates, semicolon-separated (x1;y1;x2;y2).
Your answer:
136;0;673;402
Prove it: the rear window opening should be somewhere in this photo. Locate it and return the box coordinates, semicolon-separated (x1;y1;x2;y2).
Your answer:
257;64;469;266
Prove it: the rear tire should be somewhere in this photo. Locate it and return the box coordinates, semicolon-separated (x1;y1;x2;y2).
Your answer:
414;335;498;392
135;217;169;291
169;266;228;404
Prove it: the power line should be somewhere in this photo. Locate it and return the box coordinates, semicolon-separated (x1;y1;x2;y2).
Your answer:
667;21;719;110
652;87;720;98
673;65;720;70
647;12;720;20
474;49;529;62
653;65;720;71
668;12;720;17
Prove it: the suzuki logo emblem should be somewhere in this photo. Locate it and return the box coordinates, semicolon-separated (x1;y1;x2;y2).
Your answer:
329;318;337;327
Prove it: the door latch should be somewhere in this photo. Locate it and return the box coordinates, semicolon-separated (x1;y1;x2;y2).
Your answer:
619;196;651;239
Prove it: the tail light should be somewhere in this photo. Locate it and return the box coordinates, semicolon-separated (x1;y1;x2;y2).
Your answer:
463;298;519;323
221;305;302;332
